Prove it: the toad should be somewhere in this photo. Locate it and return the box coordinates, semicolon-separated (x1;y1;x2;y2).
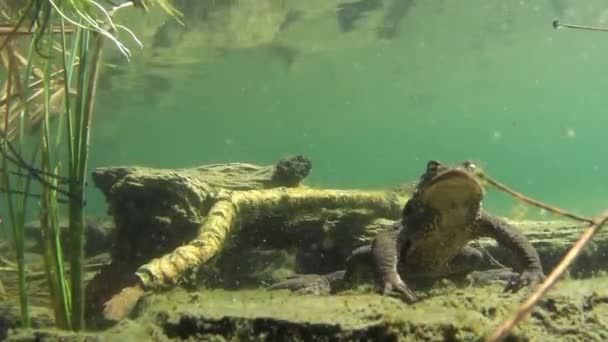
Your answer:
270;160;545;301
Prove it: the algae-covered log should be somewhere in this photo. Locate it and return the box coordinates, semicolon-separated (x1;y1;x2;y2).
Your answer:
91;155;407;290
92;154;313;196
90;156;408;322
136;187;405;290
91;155;313;264
90;155;605;325
91;153;602;291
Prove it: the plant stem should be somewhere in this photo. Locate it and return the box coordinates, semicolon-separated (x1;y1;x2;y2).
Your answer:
40;50;71;329
69;26;103;331
68;28;87;332
1;40;30;329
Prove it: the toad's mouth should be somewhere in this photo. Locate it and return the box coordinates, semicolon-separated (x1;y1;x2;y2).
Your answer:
420;169;484;211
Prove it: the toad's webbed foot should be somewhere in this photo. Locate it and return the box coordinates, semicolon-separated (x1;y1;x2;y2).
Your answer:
267;271;346;295
371;228;418;303
380;272;418;303
504;268;545;293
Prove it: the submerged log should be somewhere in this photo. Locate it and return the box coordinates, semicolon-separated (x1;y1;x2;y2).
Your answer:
136;187;404;290
91;155;314;264
93;154;313;196
88;155;408;322
88;155;604;323
91;155;406;290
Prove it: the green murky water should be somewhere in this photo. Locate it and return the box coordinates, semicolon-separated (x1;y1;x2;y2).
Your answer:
87;0;608;219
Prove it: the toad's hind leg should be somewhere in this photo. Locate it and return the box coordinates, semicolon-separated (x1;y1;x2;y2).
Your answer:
266;271;346;295
267;245;374;295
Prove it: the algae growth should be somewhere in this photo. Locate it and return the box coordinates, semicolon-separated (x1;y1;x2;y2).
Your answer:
6;275;608;341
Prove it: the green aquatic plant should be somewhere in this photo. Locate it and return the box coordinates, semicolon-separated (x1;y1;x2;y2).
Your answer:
0;0;181;331
1;30;39;329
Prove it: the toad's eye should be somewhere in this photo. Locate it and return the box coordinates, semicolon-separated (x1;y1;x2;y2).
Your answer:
464;161;477;170
426;160;441;173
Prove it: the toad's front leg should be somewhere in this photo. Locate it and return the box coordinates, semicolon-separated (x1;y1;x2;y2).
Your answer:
474;211;545;292
371;227;417;302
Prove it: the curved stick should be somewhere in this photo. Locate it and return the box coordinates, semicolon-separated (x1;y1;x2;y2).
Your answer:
486;210;608;341
478;173;593;224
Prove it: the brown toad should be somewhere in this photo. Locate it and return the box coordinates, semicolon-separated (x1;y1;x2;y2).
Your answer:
270;160;545;301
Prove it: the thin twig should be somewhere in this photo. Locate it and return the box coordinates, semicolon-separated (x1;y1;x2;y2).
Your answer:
553;19;608;32
486;209;608;341
479;170;607;341
0;25;76;35
0;186;70;203
0;148;75;198
10;169;78;185
478;172;594;224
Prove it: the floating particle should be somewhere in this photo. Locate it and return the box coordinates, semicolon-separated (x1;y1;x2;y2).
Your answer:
564;128;576;139
492;130;502;141
510;202;528;221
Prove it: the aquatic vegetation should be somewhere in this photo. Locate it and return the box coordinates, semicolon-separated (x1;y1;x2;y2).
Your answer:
0;0;181;332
